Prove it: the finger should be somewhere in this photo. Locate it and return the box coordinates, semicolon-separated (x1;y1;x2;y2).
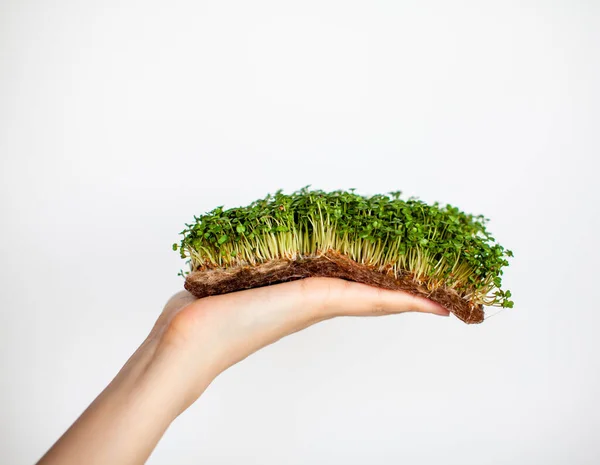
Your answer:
316;278;450;317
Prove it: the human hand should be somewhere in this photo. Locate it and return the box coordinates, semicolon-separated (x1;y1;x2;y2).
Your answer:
150;277;450;416
37;277;449;465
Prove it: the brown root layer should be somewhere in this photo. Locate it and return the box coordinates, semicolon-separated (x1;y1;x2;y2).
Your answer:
184;251;484;324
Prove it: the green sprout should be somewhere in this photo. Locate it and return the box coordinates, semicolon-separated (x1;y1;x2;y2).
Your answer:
173;187;514;309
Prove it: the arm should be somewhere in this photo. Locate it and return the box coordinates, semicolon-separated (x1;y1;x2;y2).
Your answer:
37;277;449;465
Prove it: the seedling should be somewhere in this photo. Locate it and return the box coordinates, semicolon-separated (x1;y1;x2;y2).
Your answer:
173;187;513;324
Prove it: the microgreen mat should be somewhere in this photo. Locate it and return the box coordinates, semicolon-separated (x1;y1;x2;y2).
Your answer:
173;187;513;308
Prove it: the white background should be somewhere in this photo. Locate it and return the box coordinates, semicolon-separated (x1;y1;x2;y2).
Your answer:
1;1;599;464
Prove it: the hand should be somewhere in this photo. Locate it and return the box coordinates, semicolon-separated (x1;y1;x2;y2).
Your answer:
37;277;449;465
155;277;450;414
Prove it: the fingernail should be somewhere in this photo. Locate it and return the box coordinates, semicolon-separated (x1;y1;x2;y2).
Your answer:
428;302;450;316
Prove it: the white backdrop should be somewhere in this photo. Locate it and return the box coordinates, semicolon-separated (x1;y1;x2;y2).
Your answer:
1;1;599;464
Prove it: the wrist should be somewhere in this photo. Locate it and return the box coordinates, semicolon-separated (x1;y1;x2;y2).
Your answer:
134;337;218;419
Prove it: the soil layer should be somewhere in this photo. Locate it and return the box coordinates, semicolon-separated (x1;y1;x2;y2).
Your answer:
184;251;484;324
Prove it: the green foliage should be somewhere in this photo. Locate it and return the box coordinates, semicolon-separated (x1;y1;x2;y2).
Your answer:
174;187;514;308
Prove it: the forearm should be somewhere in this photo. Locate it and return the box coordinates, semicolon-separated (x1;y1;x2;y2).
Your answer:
37;339;211;465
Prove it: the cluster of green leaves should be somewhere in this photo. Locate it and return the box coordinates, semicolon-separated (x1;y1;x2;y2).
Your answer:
174;187;514;308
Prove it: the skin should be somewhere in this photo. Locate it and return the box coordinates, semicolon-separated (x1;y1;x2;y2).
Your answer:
36;277;450;465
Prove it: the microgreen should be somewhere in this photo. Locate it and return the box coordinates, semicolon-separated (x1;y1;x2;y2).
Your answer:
173;187;514;308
